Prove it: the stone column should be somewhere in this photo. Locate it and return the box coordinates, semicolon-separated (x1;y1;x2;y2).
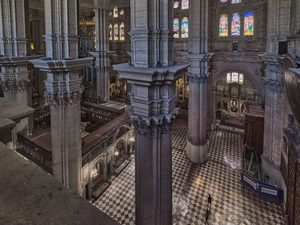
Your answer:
258;0;284;186
89;8;112;103
114;0;188;224
259;55;284;186
186;0;213;164
290;0;300;35
30;0;92;194
0;0;39;137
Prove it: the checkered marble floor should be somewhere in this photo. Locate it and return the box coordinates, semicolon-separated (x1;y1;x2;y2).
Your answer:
93;119;284;225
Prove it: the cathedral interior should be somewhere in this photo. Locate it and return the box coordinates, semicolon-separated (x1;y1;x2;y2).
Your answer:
0;0;300;224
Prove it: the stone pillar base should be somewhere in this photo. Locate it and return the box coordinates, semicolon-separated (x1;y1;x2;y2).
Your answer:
261;155;281;187
186;140;209;164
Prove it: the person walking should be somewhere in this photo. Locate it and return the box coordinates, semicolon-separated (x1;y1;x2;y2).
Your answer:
205;205;209;224
208;194;212;211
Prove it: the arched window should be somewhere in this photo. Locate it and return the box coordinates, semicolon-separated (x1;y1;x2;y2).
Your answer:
114;24;119;40
181;17;188;38
113;6;118;17
227;72;244;84
182;0;188;9
244;11;254;36
219;14;228;37
231;13;240;36
120;23;125;40
174;1;180;8
173;18;179;38
232;0;241;3
108;24;113;40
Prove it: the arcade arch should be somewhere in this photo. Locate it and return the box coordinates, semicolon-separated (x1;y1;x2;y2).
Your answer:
214;71;257;123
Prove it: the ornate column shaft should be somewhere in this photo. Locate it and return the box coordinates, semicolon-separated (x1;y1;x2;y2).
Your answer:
114;0;188;224
259;55;284;186
0;0;39;137
90;8;111;102
186;0;212;164
290;0;300;35
30;0;92;194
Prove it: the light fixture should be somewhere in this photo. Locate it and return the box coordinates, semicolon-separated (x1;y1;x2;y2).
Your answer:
114;150;119;156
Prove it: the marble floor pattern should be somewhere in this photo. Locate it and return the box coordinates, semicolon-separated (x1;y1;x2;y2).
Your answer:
93;119;284;225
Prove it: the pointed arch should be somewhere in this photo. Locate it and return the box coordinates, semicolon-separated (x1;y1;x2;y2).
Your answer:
114;23;119;40
120;23;125;40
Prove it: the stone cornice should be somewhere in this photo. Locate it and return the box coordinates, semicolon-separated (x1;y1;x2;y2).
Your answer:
29;57;93;72
186;53;214;62
113;63;189;83
0;55;42;66
258;54;281;65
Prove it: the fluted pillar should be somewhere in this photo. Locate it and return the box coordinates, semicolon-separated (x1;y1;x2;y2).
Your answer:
114;0;188;223
186;0;213;163
0;0;40;137
257;0;285;186
89;8;112;102
30;0;92;194
259;55;284;186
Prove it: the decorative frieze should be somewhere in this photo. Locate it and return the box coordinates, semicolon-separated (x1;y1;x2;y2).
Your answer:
131;115;174;137
264;79;284;93
0;79;32;92
45;89;83;107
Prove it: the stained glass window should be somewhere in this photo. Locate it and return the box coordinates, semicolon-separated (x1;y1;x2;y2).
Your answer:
227;73;231;83
114;24;119;40
220;0;227;2
113;6;118;17
181;17;188;38
231;13;240;36
232;72;238;82
239;74;244;84
120;9;124;16
120;23;125;40
109;24;113;40
173;18;179;38
182;0;188;9
227;72;244;83
232;0;241;3
174;1;180;8
244;11;254;36
219;14;228;37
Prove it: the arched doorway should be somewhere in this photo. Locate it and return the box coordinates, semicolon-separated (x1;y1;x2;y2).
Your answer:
215;72;257;127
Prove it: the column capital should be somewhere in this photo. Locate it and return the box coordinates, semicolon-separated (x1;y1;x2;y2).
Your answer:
0;78;32;92
188;74;208;84
45;89;83;107
264;79;284;93
130;113;176;137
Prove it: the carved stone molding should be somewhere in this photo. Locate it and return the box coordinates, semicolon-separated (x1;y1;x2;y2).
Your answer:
187;74;208;84
131;116;174;137
264;79;284;93
45;89;83;107
0;79;32;92
258;54;280;65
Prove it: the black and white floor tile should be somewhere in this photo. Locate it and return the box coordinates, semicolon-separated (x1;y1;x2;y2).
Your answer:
93;119;284;225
